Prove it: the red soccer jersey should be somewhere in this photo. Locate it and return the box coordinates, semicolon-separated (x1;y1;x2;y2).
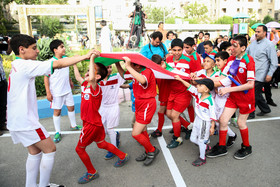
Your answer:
187;51;202;72
132;68;157;100
80;81;103;126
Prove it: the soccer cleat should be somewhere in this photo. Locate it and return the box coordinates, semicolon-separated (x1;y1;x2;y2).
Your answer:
227;134;237;148
150;129;162;138
135;152;147;162
206;145;227;158
78;172;99;184
167;137;183;149
116;131;120;148
71;125;82;130
104;151;115;160
233;144;252;160
114;154;130;167
144;146;160;166
192;157;206;167
46;183;65;187
53;132;62;143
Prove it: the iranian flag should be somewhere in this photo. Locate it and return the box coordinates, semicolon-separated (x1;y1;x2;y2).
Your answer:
93;52;191;80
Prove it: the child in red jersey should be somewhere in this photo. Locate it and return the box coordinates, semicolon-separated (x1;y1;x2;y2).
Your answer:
183;37;202;70
73;51;129;184
116;56;160;166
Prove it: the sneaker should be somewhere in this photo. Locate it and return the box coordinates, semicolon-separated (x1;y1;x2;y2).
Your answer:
233;144;252;160
71;125;82;130
116;131;120;148
46;183;65;187
135;152;147;162
144;146;160;166
167;137;183;149
227;134;237;148
114;154;129;167
205;144;211;152
230;118;238;128
78;172;99;184
206;145;227;158
150;129;162;138
192;157;206;167
104;151;115;160
53;132;62;143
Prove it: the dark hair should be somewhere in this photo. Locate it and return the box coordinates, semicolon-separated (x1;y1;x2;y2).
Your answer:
171;38;183;49
100;20;107;26
166;31;174;38
150;31;163;41
257;25;268;34
233;35;247;48
96;63;108;83
219;41;231;52
151;54;163;64
194;34;198;39
174;33;178;39
204;40;213;47
50;39;64;53
158;22;164;28
183;37;195;46
215;51;229;60
205;33;210;37
198;31;204;36
10;34;36;55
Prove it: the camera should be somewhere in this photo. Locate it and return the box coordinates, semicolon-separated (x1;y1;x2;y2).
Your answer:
133;0;142;11
0;37;8;52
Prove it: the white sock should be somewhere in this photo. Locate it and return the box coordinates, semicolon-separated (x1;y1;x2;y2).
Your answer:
53;115;61;133
107;128;117;147
227;126;236;137
26;152;42;187
39;152;55;187
198;141;206;160
68;110;77;128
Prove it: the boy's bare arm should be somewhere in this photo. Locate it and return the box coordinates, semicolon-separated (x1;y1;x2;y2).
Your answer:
219;80;254;96
44;76;52;102
210;120;215;136
73;64;84;84
115;62;125;79
88;52;100;89
123;57;146;85
174;75;191;88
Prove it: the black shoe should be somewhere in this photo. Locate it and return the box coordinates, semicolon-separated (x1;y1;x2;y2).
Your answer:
256;111;270;116
135;152;147;162
184;129;192;140
192;157;206;167
233;144;252;160
267;100;277;107
143;146;160;166
150;129;162;138
226;134;237;148
206;145;227;158
248;115;255;119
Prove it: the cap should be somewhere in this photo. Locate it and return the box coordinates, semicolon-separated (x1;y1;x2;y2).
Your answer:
202;53;216;62
195;78;214;91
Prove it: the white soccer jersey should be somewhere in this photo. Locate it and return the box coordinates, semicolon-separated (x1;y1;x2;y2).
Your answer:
196;69;220;98
7;57;53;131
187;85;216;122
99;73;125;106
47;57;71;97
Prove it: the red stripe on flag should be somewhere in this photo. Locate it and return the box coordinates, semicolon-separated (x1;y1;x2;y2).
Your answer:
36;128;46;140
199;102;209;109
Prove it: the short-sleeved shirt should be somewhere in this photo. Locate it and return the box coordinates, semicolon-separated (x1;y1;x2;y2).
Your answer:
47;57;71;97
7;57;53;131
187;51;202;71
99;73;125;106
140;43;168;60
80;81;103;126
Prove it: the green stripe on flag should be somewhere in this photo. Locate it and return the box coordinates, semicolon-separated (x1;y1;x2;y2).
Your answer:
85;57;123;66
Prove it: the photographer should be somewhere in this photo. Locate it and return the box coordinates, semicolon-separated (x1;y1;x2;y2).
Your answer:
128;0;147;48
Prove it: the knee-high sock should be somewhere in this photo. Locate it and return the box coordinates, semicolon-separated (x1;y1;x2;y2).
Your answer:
97;141;126;160
179;116;190;129
188;105;195;123
39;152;55;187
172;121;181;138
76;146;96;174
198;141;206;159
157;112;165;132
107;128;117;147
227;126;235;137
53;115;61;133
68;110;77;128
142;131;149;140
240;128;250;147
219;130;228;146
26;152;42;187
133;134;155;153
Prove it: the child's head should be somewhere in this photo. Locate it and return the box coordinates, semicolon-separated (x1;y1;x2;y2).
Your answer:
219;41;232;55
171;39;183;60
151;54;163;65
203;41;213;54
195;78;214;93
215;51;229;70
10;34;38;60
100;20;107;27
50;39;65;56
183;37;195;55
231;35;247;57
166;31;174;40
202;53;216;71
85;63;108;83
106;65;112;76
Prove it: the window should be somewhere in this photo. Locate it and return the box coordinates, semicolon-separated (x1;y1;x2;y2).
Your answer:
268;0;272;3
222;8;226;13
268;9;272;15
248;0;253;2
248;8;253;14
258;9;262;15
237;8;240;13
258;0;262;2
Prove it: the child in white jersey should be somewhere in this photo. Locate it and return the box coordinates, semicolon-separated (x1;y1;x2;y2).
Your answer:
174;76;216;167
44;39;82;143
99;65;125;159
7;34;94;187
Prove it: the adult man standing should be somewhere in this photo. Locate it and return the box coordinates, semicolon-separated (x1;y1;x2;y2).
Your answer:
197;33;210;55
246;25;278;118
100;20;112;52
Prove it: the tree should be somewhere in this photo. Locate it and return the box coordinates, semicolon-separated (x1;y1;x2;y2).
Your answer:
143;5;173;24
183;2;209;23
263;15;274;24
214;16;233;24
39;16;63;38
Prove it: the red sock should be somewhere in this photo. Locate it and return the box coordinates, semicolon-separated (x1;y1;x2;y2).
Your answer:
133;134;155;153
240;128;250;147
142;131;149;140
172;121;181;137
219;130;228;146
179;116;190;129
188;105;195;123
76;146;96;174
97;141;126;160
157;112;165;132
